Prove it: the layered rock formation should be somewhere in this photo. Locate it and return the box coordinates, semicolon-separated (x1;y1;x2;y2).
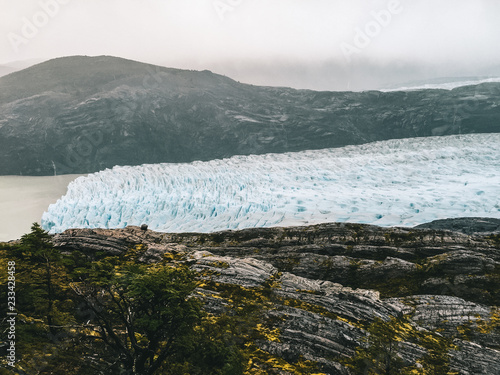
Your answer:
416;217;500;235
1;55;499;175
53;220;500;374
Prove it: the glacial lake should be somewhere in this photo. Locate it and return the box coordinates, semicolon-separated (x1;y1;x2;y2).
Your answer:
0;174;84;241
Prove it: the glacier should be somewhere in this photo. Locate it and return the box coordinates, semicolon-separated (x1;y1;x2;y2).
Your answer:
380;77;500;91
42;134;500;234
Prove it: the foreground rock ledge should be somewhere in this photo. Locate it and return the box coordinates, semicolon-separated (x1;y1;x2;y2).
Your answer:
53;222;500;374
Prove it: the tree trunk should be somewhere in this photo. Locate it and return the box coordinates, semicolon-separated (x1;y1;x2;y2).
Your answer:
46;257;56;335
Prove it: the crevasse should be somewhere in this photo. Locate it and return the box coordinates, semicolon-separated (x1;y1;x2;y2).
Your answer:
42;134;500;233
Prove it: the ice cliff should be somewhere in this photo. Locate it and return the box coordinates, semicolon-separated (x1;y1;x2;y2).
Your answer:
42;134;500;234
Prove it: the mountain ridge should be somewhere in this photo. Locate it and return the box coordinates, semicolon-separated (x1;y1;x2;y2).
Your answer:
0;55;236;104
1;55;500;175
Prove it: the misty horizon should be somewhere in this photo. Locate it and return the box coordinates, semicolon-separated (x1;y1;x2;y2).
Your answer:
2;54;500;92
2;0;500;91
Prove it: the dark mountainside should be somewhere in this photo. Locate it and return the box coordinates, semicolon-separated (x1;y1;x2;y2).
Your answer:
50;219;500;374
416;217;500;235
0;55;499;175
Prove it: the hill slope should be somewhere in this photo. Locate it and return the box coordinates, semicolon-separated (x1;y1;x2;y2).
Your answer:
51;222;500;374
1;55;499;175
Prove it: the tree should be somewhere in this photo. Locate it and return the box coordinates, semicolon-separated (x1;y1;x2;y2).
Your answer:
18;223;65;335
1;227;320;374
71;259;203;375
345;315;457;375
1;223;79;374
347;316;409;375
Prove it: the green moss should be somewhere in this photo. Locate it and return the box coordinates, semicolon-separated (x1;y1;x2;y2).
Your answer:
486;234;500;247
209;260;230;269
282;298;363;328
321;258;334;270
363;274;423;298
279;256;301;272
208;233;225;244
384;231;420;246
342;315;457;375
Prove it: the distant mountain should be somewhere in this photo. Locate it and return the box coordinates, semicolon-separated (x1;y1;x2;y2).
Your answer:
0;55;499;175
0;58;43;78
0;65;16;77
381;76;500;91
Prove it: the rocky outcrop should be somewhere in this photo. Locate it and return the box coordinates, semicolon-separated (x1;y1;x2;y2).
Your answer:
389;295;500;348
451;340;500;375
52;221;500;374
1;56;499;175
415;217;500;234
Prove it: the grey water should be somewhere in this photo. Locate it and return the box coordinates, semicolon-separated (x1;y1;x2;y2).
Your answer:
0;174;83;241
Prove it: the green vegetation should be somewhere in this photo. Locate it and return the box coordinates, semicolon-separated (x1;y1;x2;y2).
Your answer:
456;308;500;346
1;224;497;374
0;224;323;374
486;234;500;247
343;316;457;375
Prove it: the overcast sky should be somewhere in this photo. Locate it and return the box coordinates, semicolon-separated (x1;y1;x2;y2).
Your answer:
1;0;500;90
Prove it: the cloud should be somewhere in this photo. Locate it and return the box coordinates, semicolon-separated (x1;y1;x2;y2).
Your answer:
1;0;500;90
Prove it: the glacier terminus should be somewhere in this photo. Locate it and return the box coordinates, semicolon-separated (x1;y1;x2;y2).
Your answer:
42;134;500;234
